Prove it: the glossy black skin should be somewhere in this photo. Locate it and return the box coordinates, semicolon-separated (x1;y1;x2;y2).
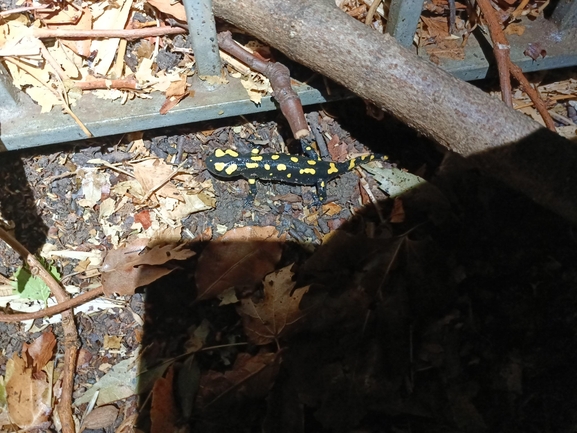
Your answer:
205;148;376;203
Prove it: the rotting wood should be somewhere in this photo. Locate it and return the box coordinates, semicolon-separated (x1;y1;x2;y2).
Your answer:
212;0;577;224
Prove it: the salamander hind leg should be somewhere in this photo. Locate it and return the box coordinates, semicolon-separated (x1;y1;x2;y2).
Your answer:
245;177;258;206
314;179;328;206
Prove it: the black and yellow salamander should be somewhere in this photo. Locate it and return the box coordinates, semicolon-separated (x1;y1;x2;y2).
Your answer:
206;148;384;204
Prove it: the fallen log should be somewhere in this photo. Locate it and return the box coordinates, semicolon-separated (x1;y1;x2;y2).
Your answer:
212;0;577;223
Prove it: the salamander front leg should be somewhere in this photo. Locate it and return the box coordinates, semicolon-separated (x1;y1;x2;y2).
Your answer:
244;178;258;206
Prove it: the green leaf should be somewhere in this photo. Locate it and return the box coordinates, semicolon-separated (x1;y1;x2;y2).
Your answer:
12;264;60;302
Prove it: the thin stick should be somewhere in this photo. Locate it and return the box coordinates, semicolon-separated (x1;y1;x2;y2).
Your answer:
142;161;187;202
476;0;512;107
0;286;105;323
32;26;186;40
365;0;382;26
74;77;140;90
3;56;92;137
507;60;556;131
0;5;54;16
512;0;530;19
514;94;576;109
0;227;78;433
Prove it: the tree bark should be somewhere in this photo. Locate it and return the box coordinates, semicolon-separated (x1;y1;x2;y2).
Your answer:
212;0;577;223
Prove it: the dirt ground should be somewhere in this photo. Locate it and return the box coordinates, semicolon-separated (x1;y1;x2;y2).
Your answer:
1;95;577;433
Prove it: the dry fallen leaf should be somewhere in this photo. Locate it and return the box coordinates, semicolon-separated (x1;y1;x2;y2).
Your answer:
195;226;283;301
56;8;93;57
238;265;310;345
146;0;187;22
81;405;119;430
101;240;195;296
132;158;183;202
5;333;53;430
21;330;56;373
390;197;405;223
150;366;179;433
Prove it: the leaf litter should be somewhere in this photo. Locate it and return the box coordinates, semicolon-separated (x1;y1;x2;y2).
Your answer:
0;92;576;433
0;0;274;134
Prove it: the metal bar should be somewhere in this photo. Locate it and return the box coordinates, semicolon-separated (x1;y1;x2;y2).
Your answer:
417;15;577;81
386;0;425;47
183;0;222;77
551;0;577;30
0;63;19;109
0;77;347;151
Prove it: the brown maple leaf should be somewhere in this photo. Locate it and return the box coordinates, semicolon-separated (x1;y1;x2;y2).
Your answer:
237;265;310;346
101;240;195;296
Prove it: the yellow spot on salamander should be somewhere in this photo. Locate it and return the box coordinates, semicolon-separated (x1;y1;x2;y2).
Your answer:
214;162;226;172
348;159;356;170
276;164;287;171
320;181;325;187
225;149;239;157
290;157;299;163
251;156;263;161
251;148;260;154
327;162;339;174
214;149;226;157
225;164;238;175
271;154;280;160
264;163;271;170
248;178;256;184
299;168;316;175
287;173;292;178
245;162;259;169
307;160;317;165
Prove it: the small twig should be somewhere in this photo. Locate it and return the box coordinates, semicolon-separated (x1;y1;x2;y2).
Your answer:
0;227;78;433
31;26;186;40
0;5;54;16
547;110;573;126
476;0;512;107
3;56;91;137
0;286;105;323
87;159;135;177
365;0;382;26
37;39;70;105
43;170;78;184
512;0;530;19
513;94;576;109
74;77;140;91
507;59;556;131
217;31;309;139
142;161;187;202
305;112;330;158
356;168;385;223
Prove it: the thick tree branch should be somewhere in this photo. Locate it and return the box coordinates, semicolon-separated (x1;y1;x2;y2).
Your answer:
211;0;577;223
